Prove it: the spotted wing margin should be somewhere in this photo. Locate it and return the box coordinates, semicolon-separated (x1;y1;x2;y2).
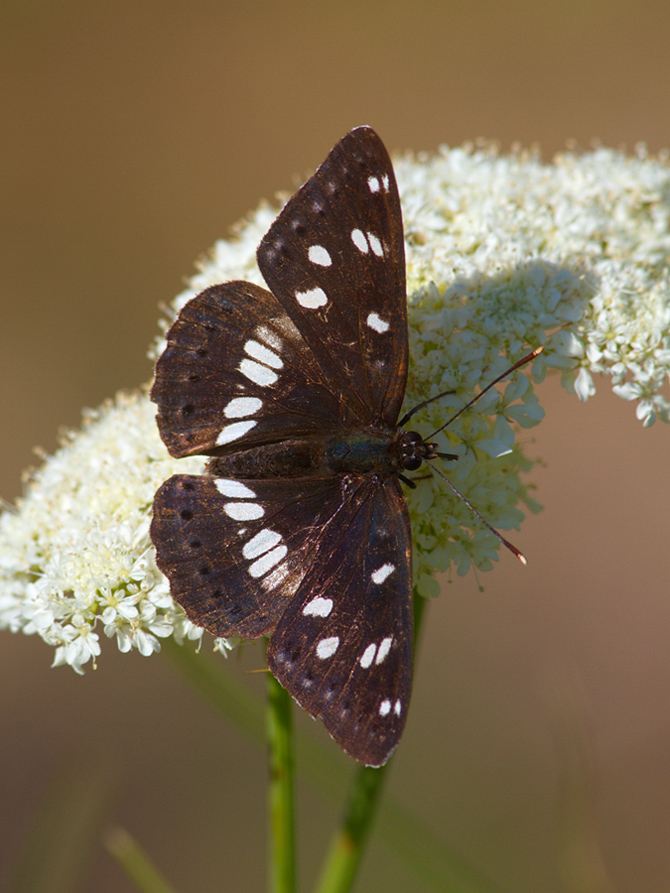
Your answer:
257;127;408;428
267;476;413;767
151;281;345;458
151;472;384;638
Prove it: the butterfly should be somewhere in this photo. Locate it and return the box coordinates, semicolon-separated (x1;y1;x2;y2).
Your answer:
150;127;438;767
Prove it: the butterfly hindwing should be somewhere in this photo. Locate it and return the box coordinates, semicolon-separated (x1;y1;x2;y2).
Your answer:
257;126;407;427
267;476;413;767
151;471;389;640
151;281;345;458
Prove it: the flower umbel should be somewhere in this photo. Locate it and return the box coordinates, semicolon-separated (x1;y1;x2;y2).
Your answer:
0;393;206;673
2;141;669;669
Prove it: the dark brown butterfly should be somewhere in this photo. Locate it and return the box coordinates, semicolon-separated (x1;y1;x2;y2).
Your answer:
150;127;438;766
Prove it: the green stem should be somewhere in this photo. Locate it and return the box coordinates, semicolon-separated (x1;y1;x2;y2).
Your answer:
161;622;500;892
267;668;297;893
313;764;388;893
312;592;429;893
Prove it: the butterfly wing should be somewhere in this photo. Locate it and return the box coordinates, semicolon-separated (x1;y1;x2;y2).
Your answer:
257;126;407;427
151;281;344;458
151;471;391;639
267;476;413;767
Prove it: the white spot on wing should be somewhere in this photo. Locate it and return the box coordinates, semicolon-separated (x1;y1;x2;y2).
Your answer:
255;325;283;351
308;245;332;266
303;597;333;618
371;563;395;584
295;287;327;309
215;480;256;499
248;544;287;578
224;396;262;418
367;312;389;333
223;502;264;521
379;699;391;716
243;529;282;559
239;358;278;387
360;643;377;668
244;340;283;368
316;636;339;659
261;563;290;591
351;228;369;253
394;699;402;716
368;175;380;193
375;637;393;665
216;419;257;445
382;174;390;192
367;232;384;256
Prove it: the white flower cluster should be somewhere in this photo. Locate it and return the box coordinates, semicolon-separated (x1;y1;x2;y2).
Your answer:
397;143;670;426
0;393;209;672
2;140;668;669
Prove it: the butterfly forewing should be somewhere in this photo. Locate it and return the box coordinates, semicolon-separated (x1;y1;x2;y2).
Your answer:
267;477;413;766
257;126;407;426
151;281;345;458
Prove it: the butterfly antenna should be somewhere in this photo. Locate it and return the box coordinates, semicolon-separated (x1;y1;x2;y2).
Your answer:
426;346;543;441
428;462;527;565
398;388;456;427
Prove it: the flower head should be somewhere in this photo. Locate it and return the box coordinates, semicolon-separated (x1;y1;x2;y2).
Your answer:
2;140;669;668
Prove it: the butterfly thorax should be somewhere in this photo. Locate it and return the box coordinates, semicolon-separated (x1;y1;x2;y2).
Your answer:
206;428;437;481
325;429;437;476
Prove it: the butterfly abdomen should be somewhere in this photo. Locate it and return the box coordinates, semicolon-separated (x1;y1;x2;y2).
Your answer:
207;438;331;480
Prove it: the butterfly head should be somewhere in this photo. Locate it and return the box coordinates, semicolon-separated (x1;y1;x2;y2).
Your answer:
398;430;439;472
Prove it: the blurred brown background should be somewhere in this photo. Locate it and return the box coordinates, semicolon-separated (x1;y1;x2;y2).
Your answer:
2;2;669;891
